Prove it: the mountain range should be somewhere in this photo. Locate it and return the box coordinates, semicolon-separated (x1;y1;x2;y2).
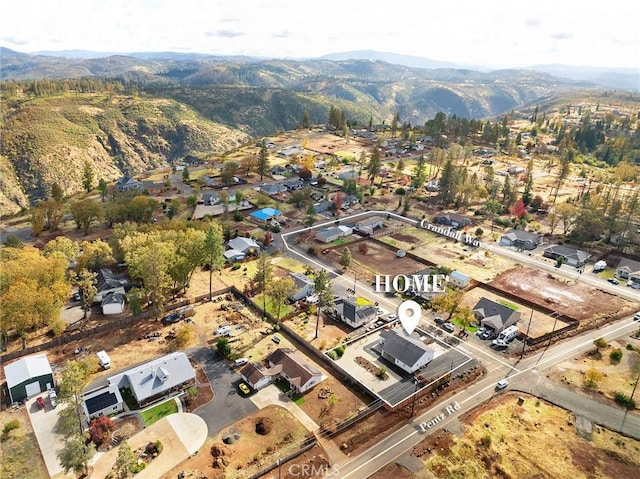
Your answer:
1;47;637;215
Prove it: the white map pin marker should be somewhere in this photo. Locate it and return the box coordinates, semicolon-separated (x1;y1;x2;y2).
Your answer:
398;300;421;335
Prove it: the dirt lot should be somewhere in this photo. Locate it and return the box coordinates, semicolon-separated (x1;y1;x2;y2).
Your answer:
549;334;640;408
489;267;638;323
0;406;49;479
372;393;640;479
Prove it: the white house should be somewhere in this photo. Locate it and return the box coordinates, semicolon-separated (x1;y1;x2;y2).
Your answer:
83;383;124;420
378;329;435;374
315;225;353;243
101;292;126;315
227;237;260;254
449;271;471;289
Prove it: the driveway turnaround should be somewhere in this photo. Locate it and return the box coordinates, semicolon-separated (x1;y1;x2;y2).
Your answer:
189;347;258;436
90;413;207;478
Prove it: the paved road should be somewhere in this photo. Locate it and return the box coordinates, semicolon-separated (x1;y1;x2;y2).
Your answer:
325;316;640;478
189;347;258;437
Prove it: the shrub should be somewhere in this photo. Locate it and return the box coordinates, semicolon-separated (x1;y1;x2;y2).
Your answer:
233;210;244;221
614;392;637;410
395;187;406;195
609;349;623;364
231;263;241;271
154;439;163;454
89;416;115;446
377;366;388;379
480;434;492;448
594;337;608;349
307;246;316;255
335;345;346;357
131;461;146;473
625;343;634;351
327;350;338;360
1;420;20;440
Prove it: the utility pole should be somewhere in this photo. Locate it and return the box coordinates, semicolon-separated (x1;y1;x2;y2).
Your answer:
520;308;534;360
620;370;640;433
410;377;419;417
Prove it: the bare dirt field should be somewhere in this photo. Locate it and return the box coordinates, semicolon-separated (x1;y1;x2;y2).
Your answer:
372;393;640;479
489;267;638;322
341;239;426;281
0;406;49;479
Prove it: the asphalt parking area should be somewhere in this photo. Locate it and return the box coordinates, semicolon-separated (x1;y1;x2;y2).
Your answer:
189;347;258;437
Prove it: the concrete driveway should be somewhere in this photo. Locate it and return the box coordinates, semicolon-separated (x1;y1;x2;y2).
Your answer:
189;347;258;437
249;384;319;432
25;395;72;478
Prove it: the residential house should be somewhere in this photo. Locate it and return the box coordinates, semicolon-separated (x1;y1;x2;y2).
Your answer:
260;184;287;196
95;269;131;303
4;354;55;403
472;298;521;334
289;272;315;302
338;171;359;181
313;200;333;214
315;225;353;243
140;180;164;194
284;178;304;191
183;155;204;167
201;190;220;206
83;383;124;420
227;237;260;255
500;229;543;251
378;329;435;374
223;249;246;263
354;216;385;236
240;348;325;393
250;207;282;226
101;292;126;315
434;213;472;228
106;352;195;407
615;258;640;282
449;271;471;289
507;166;525;175
270;165;288;176
116;176;143;192
329;297;377;329
543;244;592;268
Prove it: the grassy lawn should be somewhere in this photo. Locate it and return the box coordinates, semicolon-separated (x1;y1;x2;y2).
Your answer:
451;317;479;332
253;293;295;319
275;378;305;405
498;300;519;310
140;398;179;427
355;296;374;306
273;256;308;274
599;269;616;279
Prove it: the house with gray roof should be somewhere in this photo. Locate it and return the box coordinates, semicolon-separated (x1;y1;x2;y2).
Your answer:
313;200;333;214
615;258;640;282
95;269;131;303
354;216;385;236
116;176;143;192
260;183;287;196
240;348;325;393
315;225;353;243
331;297;377;329
289;272;315;302
500;229;543;250
472;298;521;333
434;213;472;228
107;352;195;407
543;244;592;268
227;237;260;254
378;329;435;374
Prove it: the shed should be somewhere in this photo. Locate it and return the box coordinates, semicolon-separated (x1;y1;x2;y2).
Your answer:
449;271;470;288
101;292;126;315
4;354;54;403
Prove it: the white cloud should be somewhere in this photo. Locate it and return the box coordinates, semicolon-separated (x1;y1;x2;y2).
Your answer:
1;0;638;69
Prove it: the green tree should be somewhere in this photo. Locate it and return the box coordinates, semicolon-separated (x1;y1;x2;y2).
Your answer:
3;235;24;248
82;161;94;192
254;251;273;314
412;155;428;188
304;203;317;227
114;441;135;479
76;239;115;272
267;276;296;322
366;148;382;185
338;247;352;269
166;198;181;219
302;111;311;129
220;161;238;186
313;269;334;339
69;199;103;235
182;166;190;182
217;337;231;356
57;435;95;476
258;141;270;181
203;224;225;300
98;178;109;201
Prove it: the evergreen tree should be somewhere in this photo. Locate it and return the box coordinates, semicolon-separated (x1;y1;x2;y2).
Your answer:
82;161;94;192
258;141;270;181
313;269;334;339
366;148;382;185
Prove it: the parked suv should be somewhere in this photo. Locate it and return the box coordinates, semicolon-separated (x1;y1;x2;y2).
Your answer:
442;322;455;333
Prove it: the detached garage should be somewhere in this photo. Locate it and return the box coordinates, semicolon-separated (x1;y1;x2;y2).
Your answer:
4;353;54;403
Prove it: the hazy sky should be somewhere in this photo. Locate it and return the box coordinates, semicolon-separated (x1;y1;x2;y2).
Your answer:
2;0;639;69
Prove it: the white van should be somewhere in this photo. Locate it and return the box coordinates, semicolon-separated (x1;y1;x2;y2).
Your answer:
493;325;518;345
215;325;232;337
234;357;248;366
96;350;111;370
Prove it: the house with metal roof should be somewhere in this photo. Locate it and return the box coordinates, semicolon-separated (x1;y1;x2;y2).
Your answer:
449;271;471;289
315;225;353;243
472;298;521;333
4;354;55;403
227;237;260;254
378;329;435;374
354;216;385;236
240;348;325;393
107;352;195;407
289;272;315;302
